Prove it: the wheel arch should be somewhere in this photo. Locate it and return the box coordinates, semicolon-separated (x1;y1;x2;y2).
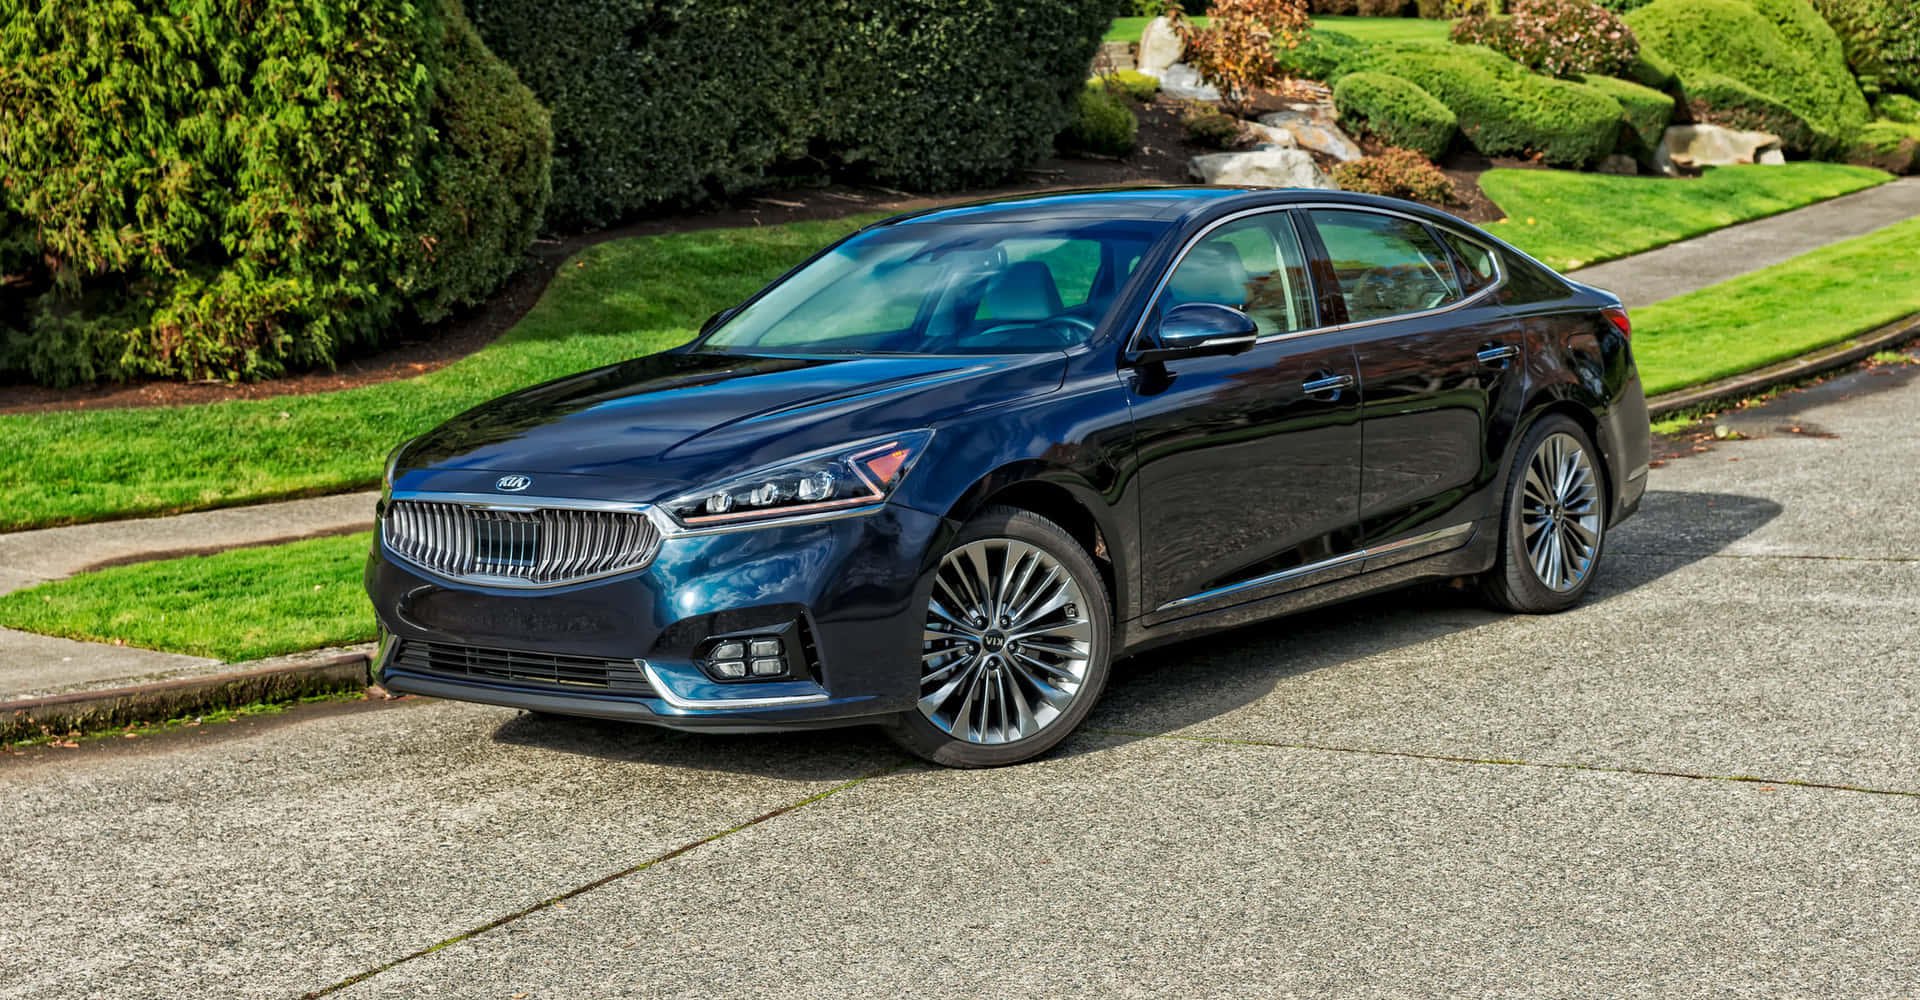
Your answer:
939;466;1129;625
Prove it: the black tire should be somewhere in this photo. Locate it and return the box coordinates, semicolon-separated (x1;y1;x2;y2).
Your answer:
1479;414;1609;614
884;505;1113;768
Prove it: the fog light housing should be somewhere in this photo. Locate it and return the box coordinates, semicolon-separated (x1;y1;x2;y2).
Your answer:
696;625;798;682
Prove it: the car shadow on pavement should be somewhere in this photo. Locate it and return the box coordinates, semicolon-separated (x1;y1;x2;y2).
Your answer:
488;488;1778;774
1064;488;1782;759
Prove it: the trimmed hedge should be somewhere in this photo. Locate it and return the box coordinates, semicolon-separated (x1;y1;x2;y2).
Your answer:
1333;71;1459;159
1880;94;1920;125
1357;45;1622;165
1624;41;1677;90
0;0;550;385
470;2;1118;230
1810;0;1920;100
1626;0;1870;157
1061;84;1138;156
1578;73;1675;158
1274;28;1369;81
1849;120;1920;174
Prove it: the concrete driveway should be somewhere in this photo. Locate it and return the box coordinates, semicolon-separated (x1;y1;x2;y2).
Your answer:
4;366;1917;999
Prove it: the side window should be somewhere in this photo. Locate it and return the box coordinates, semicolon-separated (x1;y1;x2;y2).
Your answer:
1440;229;1498;296
1310;209;1463;323
1161;214;1314;337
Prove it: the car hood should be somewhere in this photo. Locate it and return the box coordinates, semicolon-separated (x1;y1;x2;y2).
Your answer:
398;350;1067;501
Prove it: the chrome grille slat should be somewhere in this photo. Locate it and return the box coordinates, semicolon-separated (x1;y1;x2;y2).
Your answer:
381;500;661;587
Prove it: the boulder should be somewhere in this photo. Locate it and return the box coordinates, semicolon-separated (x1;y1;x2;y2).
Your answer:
1092;40;1135;74
1157;63;1222;102
1245;122;1298;150
1189;148;1335;189
1256;109;1363;162
1137;16;1184;76
1655;124;1783;174
1758;148;1787;166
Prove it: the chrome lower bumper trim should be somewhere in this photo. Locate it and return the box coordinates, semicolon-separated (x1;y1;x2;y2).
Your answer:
640;661;831;711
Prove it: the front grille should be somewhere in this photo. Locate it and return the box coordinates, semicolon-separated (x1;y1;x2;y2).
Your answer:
391;640;653;693
382;500;662;587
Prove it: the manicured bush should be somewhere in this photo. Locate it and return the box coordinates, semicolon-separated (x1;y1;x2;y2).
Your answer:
1848;120;1920;174
1273;29;1369;81
1592;0;1653;10
1102;70;1163;102
1626;0;1870;157
1184;109;1246;148
1061;84;1139;156
1332;147;1457;201
1333;71;1459;158
400;0;552;325
1625;42;1677;91
1810;0;1920;99
1879;94;1920;125
1578;73;1675;157
470;2;1117;230
1449;0;1639;79
1359;45;1623;165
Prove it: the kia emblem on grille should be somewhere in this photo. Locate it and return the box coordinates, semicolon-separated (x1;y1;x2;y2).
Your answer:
495;474;533;493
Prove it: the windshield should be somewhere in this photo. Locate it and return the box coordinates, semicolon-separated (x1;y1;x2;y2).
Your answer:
700;218;1169;356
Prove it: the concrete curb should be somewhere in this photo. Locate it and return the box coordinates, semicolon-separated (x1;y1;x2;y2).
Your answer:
0;651;371;744
1647;312;1920;419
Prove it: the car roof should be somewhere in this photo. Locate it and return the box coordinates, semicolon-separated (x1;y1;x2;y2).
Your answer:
877;186;1477;231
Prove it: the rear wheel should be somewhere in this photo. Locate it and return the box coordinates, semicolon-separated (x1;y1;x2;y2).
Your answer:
885;506;1112;768
1480;415;1608;613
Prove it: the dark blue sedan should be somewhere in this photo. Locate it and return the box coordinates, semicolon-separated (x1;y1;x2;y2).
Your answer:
366;187;1649;767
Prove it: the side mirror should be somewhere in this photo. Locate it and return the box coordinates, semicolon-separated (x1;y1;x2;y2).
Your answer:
1133;302;1259;365
700;306;738;336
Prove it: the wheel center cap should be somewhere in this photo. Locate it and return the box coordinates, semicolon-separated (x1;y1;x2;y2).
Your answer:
981;631;1006;652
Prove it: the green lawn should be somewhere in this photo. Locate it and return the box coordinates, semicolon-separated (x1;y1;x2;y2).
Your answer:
1103;15;1443;46
1104;15;1207;44
12;215;1920;659
0;533;379;662
0;215;878;533
1481;163;1888;272
1631;215;1920;395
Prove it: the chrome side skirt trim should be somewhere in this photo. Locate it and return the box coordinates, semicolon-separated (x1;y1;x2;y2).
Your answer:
1154;522;1476;614
641;661;830;711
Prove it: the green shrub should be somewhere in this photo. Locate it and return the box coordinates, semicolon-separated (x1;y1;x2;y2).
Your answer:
1626;42;1677;90
1449;0;1640;79
0;0;550;386
1848;120;1920;174
1626;0;1870;157
1879;94;1920;125
1274;29;1369;81
1592;0;1653;10
1332;147;1457;201
1184;109;1245;148
1102;69;1163;102
1578;73;1675;157
400;0;552;324
1810;0;1920;99
1333;71;1459;158
470;2;1117;230
1358;45;1623;165
1062;84;1139;156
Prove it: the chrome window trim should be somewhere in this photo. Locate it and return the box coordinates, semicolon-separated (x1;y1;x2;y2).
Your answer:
1154;522;1475;614
641;661;830;710
1125;203;1509;358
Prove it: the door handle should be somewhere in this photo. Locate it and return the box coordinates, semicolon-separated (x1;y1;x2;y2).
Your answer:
1476;344;1520;366
1301;372;1355;395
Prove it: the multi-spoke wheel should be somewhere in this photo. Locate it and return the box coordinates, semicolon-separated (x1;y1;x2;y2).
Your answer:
1481;415;1609;613
886;506;1111;767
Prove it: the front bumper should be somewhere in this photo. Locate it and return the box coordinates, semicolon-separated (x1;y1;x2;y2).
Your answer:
365;502;948;731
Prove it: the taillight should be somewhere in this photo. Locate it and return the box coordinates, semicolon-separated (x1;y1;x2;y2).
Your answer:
1602;305;1631;340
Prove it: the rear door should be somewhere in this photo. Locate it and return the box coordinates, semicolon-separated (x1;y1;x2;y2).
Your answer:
1302;209;1525;566
1126;210;1367;624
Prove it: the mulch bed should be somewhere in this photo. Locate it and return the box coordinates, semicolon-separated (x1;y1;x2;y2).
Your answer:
0;91;1508;416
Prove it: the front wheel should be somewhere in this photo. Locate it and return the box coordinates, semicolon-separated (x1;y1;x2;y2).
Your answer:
884;506;1113;768
1480;415;1609;614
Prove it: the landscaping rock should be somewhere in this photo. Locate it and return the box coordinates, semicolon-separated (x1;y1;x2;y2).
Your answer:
1189;148;1335;189
1245;122;1299;150
1655;124;1783;174
1157;63;1222;102
1599;154;1638;175
1137;16;1183;76
1257;109;1363;162
1758;148;1787;166
1093;40;1135;74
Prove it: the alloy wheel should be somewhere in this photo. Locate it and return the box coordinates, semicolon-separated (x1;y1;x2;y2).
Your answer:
1520;432;1603;592
918;538;1095;745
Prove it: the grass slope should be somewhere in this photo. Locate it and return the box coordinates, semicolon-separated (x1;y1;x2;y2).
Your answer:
1631;214;1920;395
1481;163;1886;271
0;216;877;533
12;215;1920;657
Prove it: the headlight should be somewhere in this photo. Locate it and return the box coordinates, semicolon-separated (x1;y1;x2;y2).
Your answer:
663;430;934;529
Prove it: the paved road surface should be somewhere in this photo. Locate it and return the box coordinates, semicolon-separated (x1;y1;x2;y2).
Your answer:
4;365;1917;998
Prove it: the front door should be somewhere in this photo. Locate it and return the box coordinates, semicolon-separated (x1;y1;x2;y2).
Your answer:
1303;208;1525;565
1127;211;1365;624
